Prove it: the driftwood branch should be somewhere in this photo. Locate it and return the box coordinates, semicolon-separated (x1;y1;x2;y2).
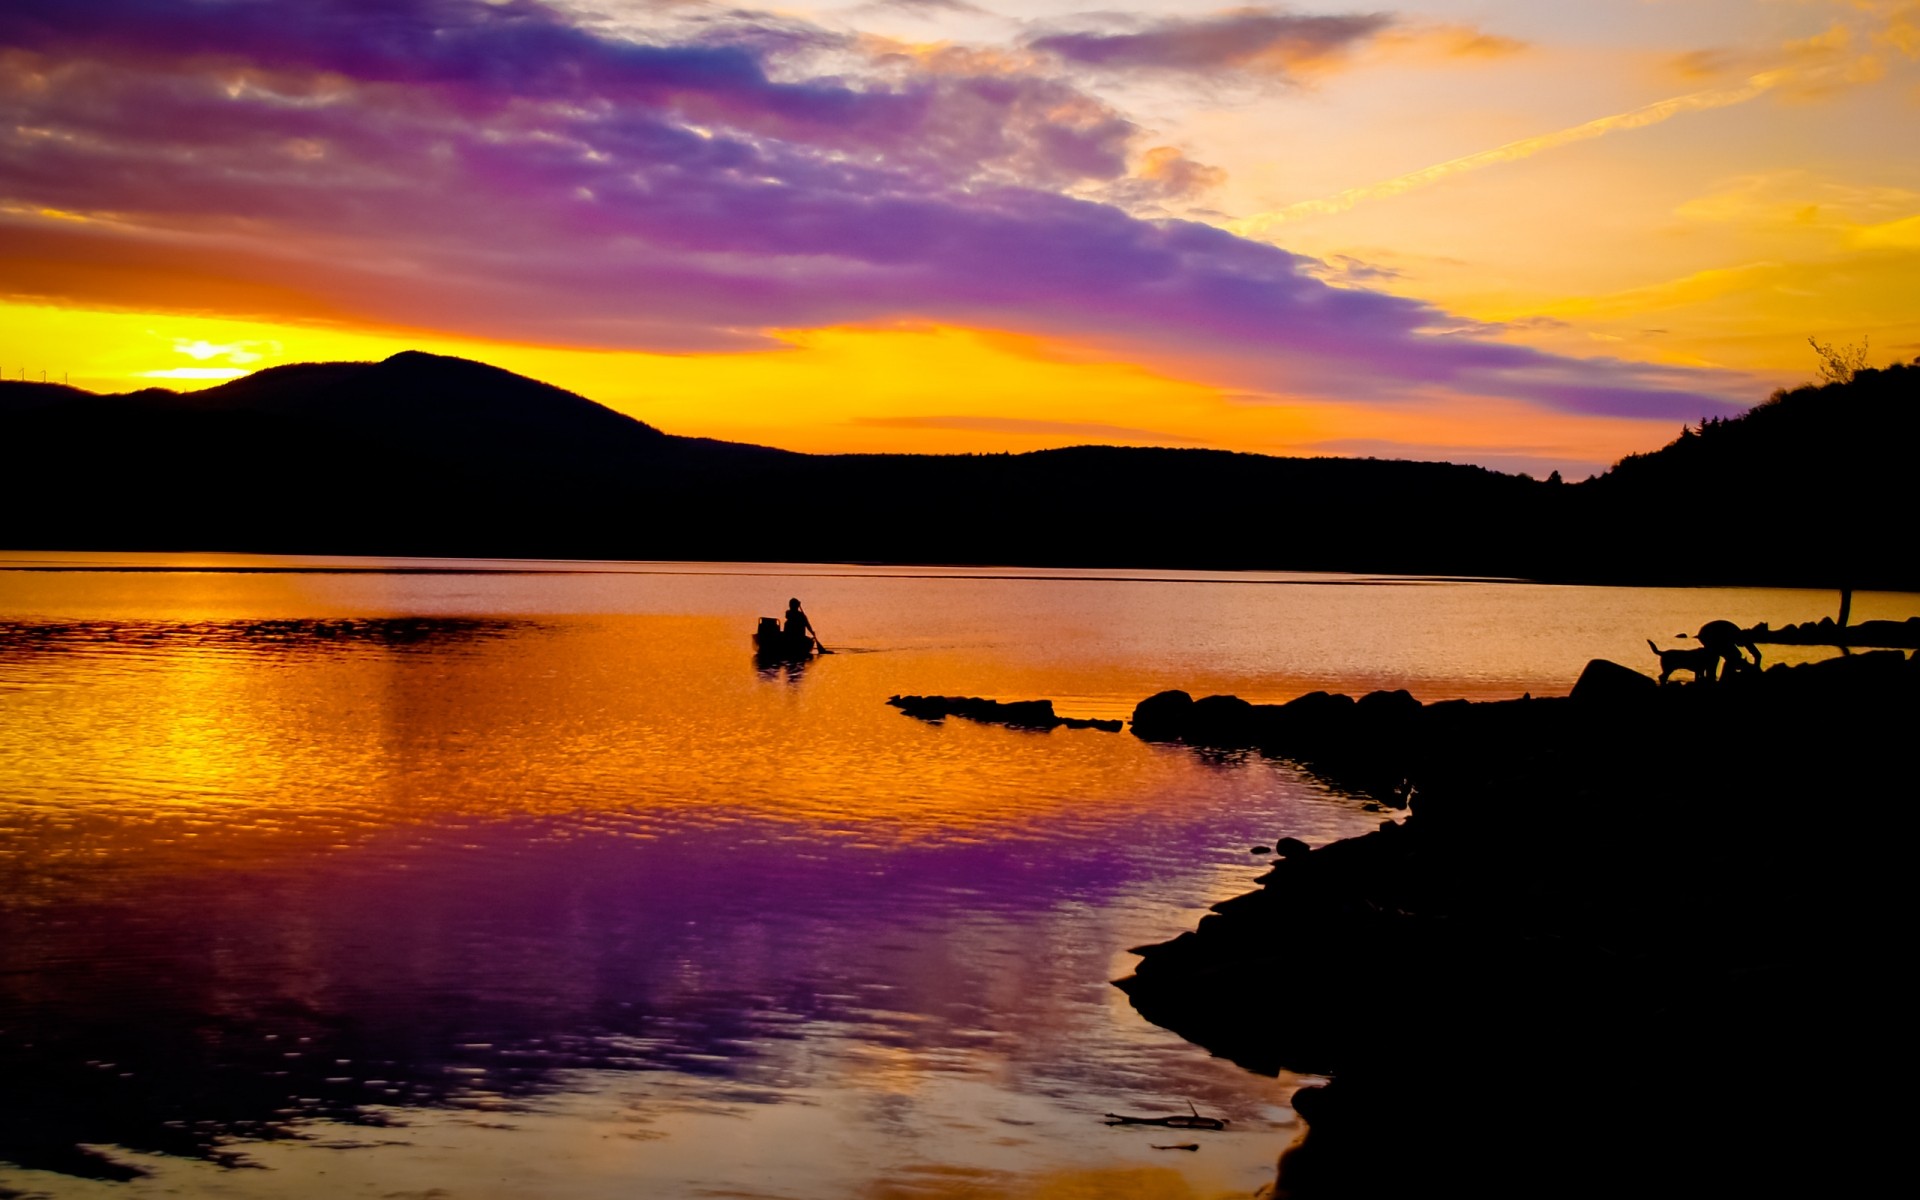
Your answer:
1103;1100;1228;1131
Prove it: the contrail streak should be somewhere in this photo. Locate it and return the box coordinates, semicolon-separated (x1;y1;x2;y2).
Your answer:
1231;69;1786;236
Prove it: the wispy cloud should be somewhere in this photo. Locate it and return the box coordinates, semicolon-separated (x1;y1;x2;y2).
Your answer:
171;337;275;364
1273;0;1919;247
847;0;992;18
1233;72;1787;234
1023;7;1524;82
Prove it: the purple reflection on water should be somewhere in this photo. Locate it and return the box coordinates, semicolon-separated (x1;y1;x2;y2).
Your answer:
0;793;1320;1178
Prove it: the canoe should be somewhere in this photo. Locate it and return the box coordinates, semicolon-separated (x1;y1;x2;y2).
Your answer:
753;626;815;660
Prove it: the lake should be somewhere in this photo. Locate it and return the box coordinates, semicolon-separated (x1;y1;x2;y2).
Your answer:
1;554;1906;1199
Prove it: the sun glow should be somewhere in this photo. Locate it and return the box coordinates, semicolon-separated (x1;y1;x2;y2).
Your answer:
2;297;1691;476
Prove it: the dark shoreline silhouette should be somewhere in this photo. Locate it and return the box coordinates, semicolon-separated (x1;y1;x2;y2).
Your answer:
1116;649;1913;1197
4;350;1914;590
1745;616;1920;648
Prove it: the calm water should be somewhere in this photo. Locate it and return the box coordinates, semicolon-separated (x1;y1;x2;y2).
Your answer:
1;554;1907;1199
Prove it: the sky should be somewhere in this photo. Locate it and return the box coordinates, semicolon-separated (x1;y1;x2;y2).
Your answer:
2;0;1915;478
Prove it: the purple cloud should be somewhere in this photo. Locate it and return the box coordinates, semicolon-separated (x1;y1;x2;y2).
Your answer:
0;0;1749;420
1027;8;1394;78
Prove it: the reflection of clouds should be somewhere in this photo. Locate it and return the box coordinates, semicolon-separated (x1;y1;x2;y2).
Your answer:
0;804;1319;1180
0;616;528;659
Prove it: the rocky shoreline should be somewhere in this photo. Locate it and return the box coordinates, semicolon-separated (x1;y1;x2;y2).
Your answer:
887;694;1123;732
1116;650;1913;1197
1743;615;1920;648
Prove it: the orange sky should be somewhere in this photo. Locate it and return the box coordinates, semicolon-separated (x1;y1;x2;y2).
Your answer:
3;0;1915;479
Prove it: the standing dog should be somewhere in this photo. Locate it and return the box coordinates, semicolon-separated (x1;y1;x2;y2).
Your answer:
1648;639;1721;684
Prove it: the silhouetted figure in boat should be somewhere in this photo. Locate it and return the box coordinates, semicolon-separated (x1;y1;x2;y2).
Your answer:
783;598;816;644
753;599;823;662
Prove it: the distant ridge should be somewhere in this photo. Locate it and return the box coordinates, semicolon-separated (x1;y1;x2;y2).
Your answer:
2;351;1913;588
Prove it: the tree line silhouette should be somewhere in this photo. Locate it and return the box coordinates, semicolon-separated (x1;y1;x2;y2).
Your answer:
2;349;1912;589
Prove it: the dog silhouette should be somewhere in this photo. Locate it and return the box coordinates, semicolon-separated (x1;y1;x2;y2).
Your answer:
1648;639;1720;684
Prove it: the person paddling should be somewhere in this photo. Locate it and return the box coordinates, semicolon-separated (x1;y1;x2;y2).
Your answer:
783;597;822;650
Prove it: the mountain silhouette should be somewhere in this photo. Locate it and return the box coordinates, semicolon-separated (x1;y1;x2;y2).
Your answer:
70;351;785;474
1;350;1912;587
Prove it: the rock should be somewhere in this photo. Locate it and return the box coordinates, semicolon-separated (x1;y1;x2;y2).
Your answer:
1130;689;1194;740
1281;690;1357;719
1355;689;1421;719
1060;716;1125;732
887;694;1117;732
1251;846;1272;855
1289;1083;1334;1123
1274;691;1359;744
1274;837;1311;859
1189;694;1259;743
1569;658;1657;704
995;699;1056;727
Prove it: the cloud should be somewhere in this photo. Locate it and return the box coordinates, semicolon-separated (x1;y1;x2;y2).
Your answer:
1022;8;1525;82
1234;73;1786;232
172;337;274;363
852;415;1201;443
1879;3;1920;58
1666;5;1904;96
1300;254;1402;285
1429;28;1527;59
846;0;992;18
1026;8;1392;79
1094;145;1227;209
0;0;1745;422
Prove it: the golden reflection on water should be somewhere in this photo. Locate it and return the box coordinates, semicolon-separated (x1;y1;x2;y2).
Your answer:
0;555;1912;1198
1;611;1337;889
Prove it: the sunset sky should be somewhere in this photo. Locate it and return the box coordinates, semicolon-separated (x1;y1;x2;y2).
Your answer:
2;0;1915;477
